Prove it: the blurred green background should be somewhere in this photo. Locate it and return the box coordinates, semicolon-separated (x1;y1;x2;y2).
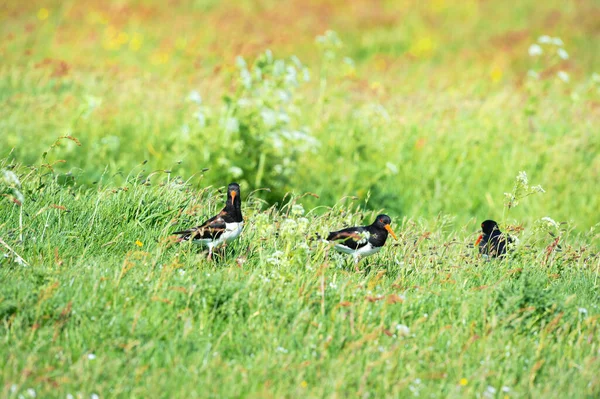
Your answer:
1;0;599;228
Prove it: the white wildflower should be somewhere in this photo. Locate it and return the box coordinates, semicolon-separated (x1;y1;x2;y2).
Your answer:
253;67;262;82
178;269;186;276
235;56;247;69
91;394;99;399
285;65;298;86
87;353;96;360
484;386;497;399
528;44;543;57
276;346;288;353
237;98;251;107
277;111;291;124
180;124;190;139
531;185;545;193
228;166;243;178
277;89;291;103
224;117;239;134
188;90;202;104
386;162;399;175
357;230;370;244
538;35;552;44
280;218;298;235
527;69;540;79
557;48;569;60
396;324;410;337
290;54;303;69
266;250;285;266
502;386;511;393
552;37;564;46
2;170;21;186
265;49;273;63
541;217;559;229
516;171;528;185
273;59;285;76
260;109;277;127
27;389;36;398
291;204;305;216
557;71;570;83
578;307;588;315
302;68;310;82
240;68;252;89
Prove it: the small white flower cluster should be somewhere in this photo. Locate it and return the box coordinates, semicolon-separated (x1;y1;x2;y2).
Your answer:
504;171;545;209
541;216;560;229
2;169;24;204
280;218;299;236
186;90;210;130
396;324;410;337
357;230;371;244
483;386;497;399
316;30;343;61
528;35;570;83
266;250;285;266
291;203;305;217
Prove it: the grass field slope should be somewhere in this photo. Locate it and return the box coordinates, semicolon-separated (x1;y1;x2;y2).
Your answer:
1;0;599;397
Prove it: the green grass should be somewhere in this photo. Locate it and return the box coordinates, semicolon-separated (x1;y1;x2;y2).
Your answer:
1;170;599;397
1;0;600;397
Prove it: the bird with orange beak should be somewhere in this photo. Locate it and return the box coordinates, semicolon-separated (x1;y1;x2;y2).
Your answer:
173;183;243;260
476;219;512;258
324;214;397;270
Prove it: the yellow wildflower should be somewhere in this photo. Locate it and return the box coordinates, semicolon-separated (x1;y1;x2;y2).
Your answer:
37;8;49;21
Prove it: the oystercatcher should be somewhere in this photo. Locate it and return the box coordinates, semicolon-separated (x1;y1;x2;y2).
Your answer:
324;214;397;270
475;219;512;258
173;183;243;260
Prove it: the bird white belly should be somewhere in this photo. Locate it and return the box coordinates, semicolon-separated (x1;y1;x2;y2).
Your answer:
223;222;244;243
334;242;381;257
356;243;381;257
191;222;243;248
334;244;357;255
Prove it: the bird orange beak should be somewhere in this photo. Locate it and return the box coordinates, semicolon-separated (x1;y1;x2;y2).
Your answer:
475;234;483;245
230;191;236;202
385;224;398;240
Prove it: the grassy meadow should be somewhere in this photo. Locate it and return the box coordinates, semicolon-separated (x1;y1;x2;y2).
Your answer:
1;0;600;397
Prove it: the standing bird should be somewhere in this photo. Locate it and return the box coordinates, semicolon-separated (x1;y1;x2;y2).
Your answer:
173;183;243;260
325;214;397;270
475;219;512;258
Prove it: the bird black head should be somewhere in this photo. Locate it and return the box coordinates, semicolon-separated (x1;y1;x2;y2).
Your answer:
373;214;397;240
227;183;241;205
481;220;500;235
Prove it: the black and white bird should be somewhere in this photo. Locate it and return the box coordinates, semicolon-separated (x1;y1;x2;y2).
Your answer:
324;214;397;270
173;183;243;260
476;219;513;258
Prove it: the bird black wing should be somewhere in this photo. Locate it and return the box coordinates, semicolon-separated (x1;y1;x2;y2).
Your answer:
173;209;227;241
326;227;369;250
480;232;509;257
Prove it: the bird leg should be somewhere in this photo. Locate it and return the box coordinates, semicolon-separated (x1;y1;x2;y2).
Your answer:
353;255;361;272
207;246;214;261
